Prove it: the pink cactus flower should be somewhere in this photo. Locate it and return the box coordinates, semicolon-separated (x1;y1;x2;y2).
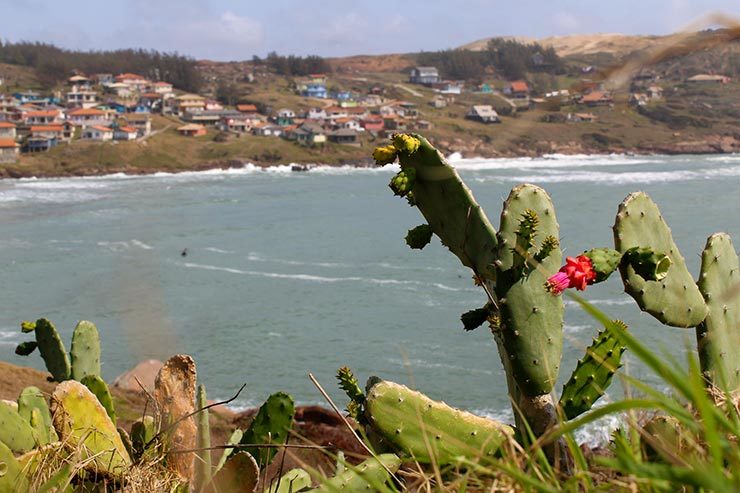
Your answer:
546;255;597;295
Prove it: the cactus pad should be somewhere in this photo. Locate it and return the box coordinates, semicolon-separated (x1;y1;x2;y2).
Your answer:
613;192;707;327
268;468;312;493
130;415;157;460
80;375;116;425
17;386;57;445
696;233;740;391
559;321;627;420
15;341;37;356
394;134;499;281
496;184;564;396
33;318;71;382
0;400;37;453
309;454;400;492
70;321;101;381
206;451;259;493
194;384;212;492
0;440;30;492
214;428;243;473
364;379;514;464
405;224;433;250
50;380;131;476
238;391;295;465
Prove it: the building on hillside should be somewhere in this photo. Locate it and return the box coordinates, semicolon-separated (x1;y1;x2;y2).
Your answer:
125;114;152;137
103;83;133;98
251;122;283;137
113;126;138;141
67;108;110;125
0;139;19;162
569;112;598;122
409;66;440;85
66;89;98;109
172;94;206;115
152;81;174;95
23;110;63;125
94;73;114;84
82;125;113;141
327;128;359;145
23;137;57;153
236;104;259;114
360;116;384;132
12;91;44;104
139;93;164;112
0;122;16;139
285;123;326;145
68;75;92;91
305;107;327;120
430;96;448;108
301;83;327;99
183;110;225;126
177;124;207;136
437;82;463;95
332;117;362;132
465;105;500;123
30;124;72;142
115;73;150;90
274;108;295;126
205;100;223;111
579;91;613;106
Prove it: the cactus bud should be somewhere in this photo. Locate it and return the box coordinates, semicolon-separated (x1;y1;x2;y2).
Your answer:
15;341;38;356
392;133;421;154
622;247;671;281
372;145;398;166
405;224;433;250
20;321;36;333
582;247;622;283
337;367;365;421
461;306;491;331
534;235;559;264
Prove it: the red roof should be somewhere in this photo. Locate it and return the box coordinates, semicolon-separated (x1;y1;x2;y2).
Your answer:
90;125;112;132
236;104;258;112
25;110;60;118
31;125;64;133
345;106;368;114
68;108;106;116
115;73;147;81
509;81;529;93
581;91;611;103
140;92;162;98
0;138;18;148
0;122;15;128
118;126;137;133
153;81;172;86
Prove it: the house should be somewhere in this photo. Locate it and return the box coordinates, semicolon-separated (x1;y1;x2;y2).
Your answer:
94;73;114;84
286;123;326;145
251;122;282;137
139;93;164;112
219;114;251;133
152;81;174;94
274;108;295;126
177;124;207;137
30;125;70;142
172;94;206;115
686;74;731;84
115;73;149;90
67;108;110;125
13;91;44;104
68;75;92;91
183;110;224;125
236;104;259;114
629;93;649;107
414;119;433;130
82;125;113;141
324;106;348;120
344;106;369;119
466;105;500;123
113;126;138;141
383;116;408;131
305;108;327;120
430;96;447;108
360;94;384;107
0;121;17;139
327;128;359;145
647;85;663;100
331;90;354;102
0;139;19;162
24;137;57;153
205;100;223;111
23;110;63;125
308;74;327;85
99;102;128;114
504;81;530;105
301;83;327;99
125;114;152;137
438;82;463;95
103;83;132;98
570;112;598;122
333;117;363;132
360;117;384;132
66;89;98;109
409;66;440;85
579;91;613;106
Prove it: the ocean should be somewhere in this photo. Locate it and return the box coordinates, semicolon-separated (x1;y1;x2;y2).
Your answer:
2;152;739;445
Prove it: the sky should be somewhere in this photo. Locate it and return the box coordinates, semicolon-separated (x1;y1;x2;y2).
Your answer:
0;0;737;61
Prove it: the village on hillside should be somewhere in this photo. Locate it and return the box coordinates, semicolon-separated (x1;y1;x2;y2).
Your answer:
0;46;737;167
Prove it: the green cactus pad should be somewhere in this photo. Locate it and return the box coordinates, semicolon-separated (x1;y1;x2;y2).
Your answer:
214;428;242;473
268;468;312;493
364;379;514;464
405;224;433;250
130;415;157;460
14;341;38;356
309;454;401;493
696;233;740;391
206;451;258;493
17;386;57;445
0;400;37;453
238;391;295;465
613;192;707;327
50;380;131;476
34;318;71;382
194;384;212;492
70;321;101;381
582;248;622;283
0;440;30;492
496;184;564;396
395;134;499;281
558;321;627;420
80;375;116;425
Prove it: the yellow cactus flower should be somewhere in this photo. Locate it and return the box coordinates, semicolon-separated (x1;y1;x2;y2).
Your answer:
392;133;421;154
372;145;398;165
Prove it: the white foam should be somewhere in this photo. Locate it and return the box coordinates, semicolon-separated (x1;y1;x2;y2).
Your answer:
98;240;154;252
180;261;475;292
385;357;496;376
0;330;20;346
205;247;235;254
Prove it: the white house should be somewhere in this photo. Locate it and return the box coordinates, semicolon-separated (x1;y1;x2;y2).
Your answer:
82;125;113;141
113;126;138;141
465;105;500;123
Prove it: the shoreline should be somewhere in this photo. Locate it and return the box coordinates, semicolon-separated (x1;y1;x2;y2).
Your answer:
2;143;739;180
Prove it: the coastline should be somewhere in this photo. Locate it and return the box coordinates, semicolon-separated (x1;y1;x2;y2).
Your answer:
1;134;739;180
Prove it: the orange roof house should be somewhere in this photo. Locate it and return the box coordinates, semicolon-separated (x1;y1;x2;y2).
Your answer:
0;138;18;148
236;104;258;113
580;91;613;106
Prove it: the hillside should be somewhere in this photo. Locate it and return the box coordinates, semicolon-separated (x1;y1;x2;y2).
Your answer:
460;33;668;57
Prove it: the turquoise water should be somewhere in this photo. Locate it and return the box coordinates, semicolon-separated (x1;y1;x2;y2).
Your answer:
1;153;739;442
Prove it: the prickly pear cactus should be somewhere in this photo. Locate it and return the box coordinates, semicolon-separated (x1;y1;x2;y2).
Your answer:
696;233;740;391
364;379;514;464
194;384;212;492
17;386;57;445
206;451;259;493
0;440;30;492
268;468;312;493
50;380;131;476
309;454;401;493
238;391;295;465
70;321;101;381
613;192;707;327
495;186;564;396
559;321;627;420
80;375;116;425
0;400;37;453
130;415;157;460
214;428;242;473
33;318;71;382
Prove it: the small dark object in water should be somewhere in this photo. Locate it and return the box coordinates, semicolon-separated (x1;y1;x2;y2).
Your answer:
291;164;309;172
181;248;188;257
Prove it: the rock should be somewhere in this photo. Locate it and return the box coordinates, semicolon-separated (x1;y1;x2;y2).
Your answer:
155;355;197;482
112;359;163;393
